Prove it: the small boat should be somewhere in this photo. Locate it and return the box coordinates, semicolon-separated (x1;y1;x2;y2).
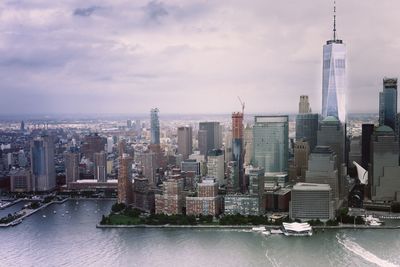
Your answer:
252;226;266;232
53;211;57;214
270;229;283;234
42;215;46;218
10;219;22;226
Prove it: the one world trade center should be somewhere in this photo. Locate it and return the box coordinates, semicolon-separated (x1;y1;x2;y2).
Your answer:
322;3;346;123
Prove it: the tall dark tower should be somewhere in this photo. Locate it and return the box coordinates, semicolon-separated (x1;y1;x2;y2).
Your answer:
379;78;398;131
232;112;244;192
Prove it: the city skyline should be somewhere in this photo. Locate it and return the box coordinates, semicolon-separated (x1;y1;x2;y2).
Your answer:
1;1;400;115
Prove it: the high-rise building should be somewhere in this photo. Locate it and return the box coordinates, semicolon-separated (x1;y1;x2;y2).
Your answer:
20;120;25;132
117;154;133;204
30;136;56;192
81;133;106;162
65;150;80;184
177;126;193;160
198;130;208;156
321;3;346;122
186;178;221;216
361;124;374;170
127;119;132;129
155;178;184;215
94;151;107;182
289;139;310;183
224;195;260;216
232;112;244;192
226;161;239;193
244;124;253;165
296;95;319;151
181;159;201;176
348;136;361;168
199;122;221;156
379;78;398;131
305;146;339;205
370;126;400;201
106;137;114;154
317;116;346;198
150;108;160;145
207;149;225;186
252;116;289;172
133;177;155;213
10;169;31;192
299;95;311;114
290;183;335;221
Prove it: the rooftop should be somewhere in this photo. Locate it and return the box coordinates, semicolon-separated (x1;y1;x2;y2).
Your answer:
293;183;332;191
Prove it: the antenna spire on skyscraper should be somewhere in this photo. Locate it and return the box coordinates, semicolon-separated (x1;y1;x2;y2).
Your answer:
333;1;337;41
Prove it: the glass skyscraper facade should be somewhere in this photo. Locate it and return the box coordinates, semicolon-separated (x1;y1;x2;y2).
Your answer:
295;113;319;151
150;108;160;145
379;78;398;131
30;136;55;191
252;116;288;173
322;31;346;122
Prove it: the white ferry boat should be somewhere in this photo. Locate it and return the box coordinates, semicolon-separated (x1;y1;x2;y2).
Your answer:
364;215;383;226
282;222;312;237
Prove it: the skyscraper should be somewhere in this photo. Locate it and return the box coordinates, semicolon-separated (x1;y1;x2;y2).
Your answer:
65;150;80;185
295;95;319;151
94;151;107;182
317;116;345;199
118;154;133;204
305;146;339;205
370;126;400;201
30;136;56;192
379;78;398;131
81;133;106;162
298;95;311;114
321;3;346;122
199;122;221;156
232;112;244;191
207;149;225;186
361;124;374;170
150;108;160;145
252;116;289;173
177;126;193;160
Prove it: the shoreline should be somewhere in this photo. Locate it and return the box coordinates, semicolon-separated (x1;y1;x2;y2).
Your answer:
0;198;69;228
96;224;400;230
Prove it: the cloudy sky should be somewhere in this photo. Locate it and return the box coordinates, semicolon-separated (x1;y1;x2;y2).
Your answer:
1;0;399;115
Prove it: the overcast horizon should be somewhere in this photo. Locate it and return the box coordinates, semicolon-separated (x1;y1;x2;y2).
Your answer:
1;0;400;115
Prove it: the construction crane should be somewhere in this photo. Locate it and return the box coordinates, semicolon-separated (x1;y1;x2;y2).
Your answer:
237;96;245;114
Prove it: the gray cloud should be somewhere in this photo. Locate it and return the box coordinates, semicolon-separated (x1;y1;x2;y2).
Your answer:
0;0;399;115
73;6;101;17
143;1;168;21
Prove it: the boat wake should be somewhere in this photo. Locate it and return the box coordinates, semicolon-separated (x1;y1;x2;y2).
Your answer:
336;234;397;267
265;249;280;267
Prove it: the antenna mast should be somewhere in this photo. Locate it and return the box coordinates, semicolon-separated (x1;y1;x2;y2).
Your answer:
333;1;337;41
237;96;245;115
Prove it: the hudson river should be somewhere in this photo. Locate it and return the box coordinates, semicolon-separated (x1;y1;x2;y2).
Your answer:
1;199;399;267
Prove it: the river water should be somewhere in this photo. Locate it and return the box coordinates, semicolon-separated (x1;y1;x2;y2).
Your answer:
0;199;399;267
